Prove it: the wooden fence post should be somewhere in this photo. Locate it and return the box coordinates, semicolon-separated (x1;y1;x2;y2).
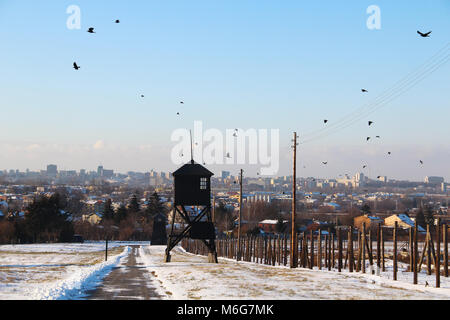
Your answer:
413;223;418;285
349;226;354;273
444;223;448;278
393;221;398;281
377;223;381;272
381;227;385;272
409;227;413;270
318;230;322;270
427;225;432;275
362;223;366;274
436;218;441;288
329;230;333;271
302;232;308;268
105;238;108;262
284;235;288;266
338;227;342;272
310;231;314;269
356;230;361;272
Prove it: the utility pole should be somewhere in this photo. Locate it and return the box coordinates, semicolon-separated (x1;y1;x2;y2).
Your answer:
290;132;299;268
237;169;243;261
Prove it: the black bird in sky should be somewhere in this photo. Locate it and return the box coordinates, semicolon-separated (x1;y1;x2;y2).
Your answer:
366;137;371;141
368;121;374;126
324;120;328;124
87;27;95;33
322;161;328;165
417;30;432;38
180;101;184;104
177;112;180;115
361;89;368;93
140;94;144;98
363;165;367;169
388;152;391;155
420;160;424;165
73;62;80;70
115;20;120;24
376;135;381;138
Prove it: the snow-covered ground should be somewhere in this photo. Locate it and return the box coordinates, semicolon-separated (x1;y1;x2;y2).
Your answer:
139;245;450;300
0;242;144;300
1;242;449;300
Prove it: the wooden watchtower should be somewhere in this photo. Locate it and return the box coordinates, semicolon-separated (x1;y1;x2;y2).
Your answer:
165;160;218;263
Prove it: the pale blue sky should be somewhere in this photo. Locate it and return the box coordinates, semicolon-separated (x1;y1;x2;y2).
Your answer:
0;1;449;180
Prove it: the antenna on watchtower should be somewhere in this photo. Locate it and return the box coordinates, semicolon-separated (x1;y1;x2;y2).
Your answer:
190;129;194;164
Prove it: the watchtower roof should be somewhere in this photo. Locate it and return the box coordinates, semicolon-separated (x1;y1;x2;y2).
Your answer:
172;160;214;177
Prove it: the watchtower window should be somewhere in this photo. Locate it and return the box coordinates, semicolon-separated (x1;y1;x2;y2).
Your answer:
200;177;208;190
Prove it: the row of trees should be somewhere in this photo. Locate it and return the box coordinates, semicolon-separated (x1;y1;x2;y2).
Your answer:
0;192;168;244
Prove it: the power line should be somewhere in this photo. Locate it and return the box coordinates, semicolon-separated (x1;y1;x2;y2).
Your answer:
302;52;450;144
300;43;450;144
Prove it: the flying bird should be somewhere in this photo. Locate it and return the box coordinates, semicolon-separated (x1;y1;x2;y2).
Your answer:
115;20;120;24
363;165;367;169
417;30;432;38
177;112;180;115
376;136;381;138
366;137;371;141
420;160;424;165
226;153;231;158
180;101;184;104
73;62;80;70
388;152;391;155
361;89;368;93
324;120;328;124
87;27;95;33
368;121;373;126
322;161;328;165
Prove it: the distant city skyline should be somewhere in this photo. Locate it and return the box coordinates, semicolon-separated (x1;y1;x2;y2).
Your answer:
0;161;447;183
0;1;449;181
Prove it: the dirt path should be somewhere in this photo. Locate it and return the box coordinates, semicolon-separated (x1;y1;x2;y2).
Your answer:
85;245;163;300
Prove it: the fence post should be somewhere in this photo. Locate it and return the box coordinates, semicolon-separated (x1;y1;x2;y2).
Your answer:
318;230;322;270
377;223;381;272
284;235;288;266
338;228;342;272
381;227;385;272
362;223;366;274
409;227;413;270
272;237;276;266
349;226;354;273
302;232;307;268
413;223;418;285
356;230;361;272
105;238;108;262
393;221;398;281
427;225;432;275
330;231;334;270
310;231;314;269
436;218;441;288
444;223;448;278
